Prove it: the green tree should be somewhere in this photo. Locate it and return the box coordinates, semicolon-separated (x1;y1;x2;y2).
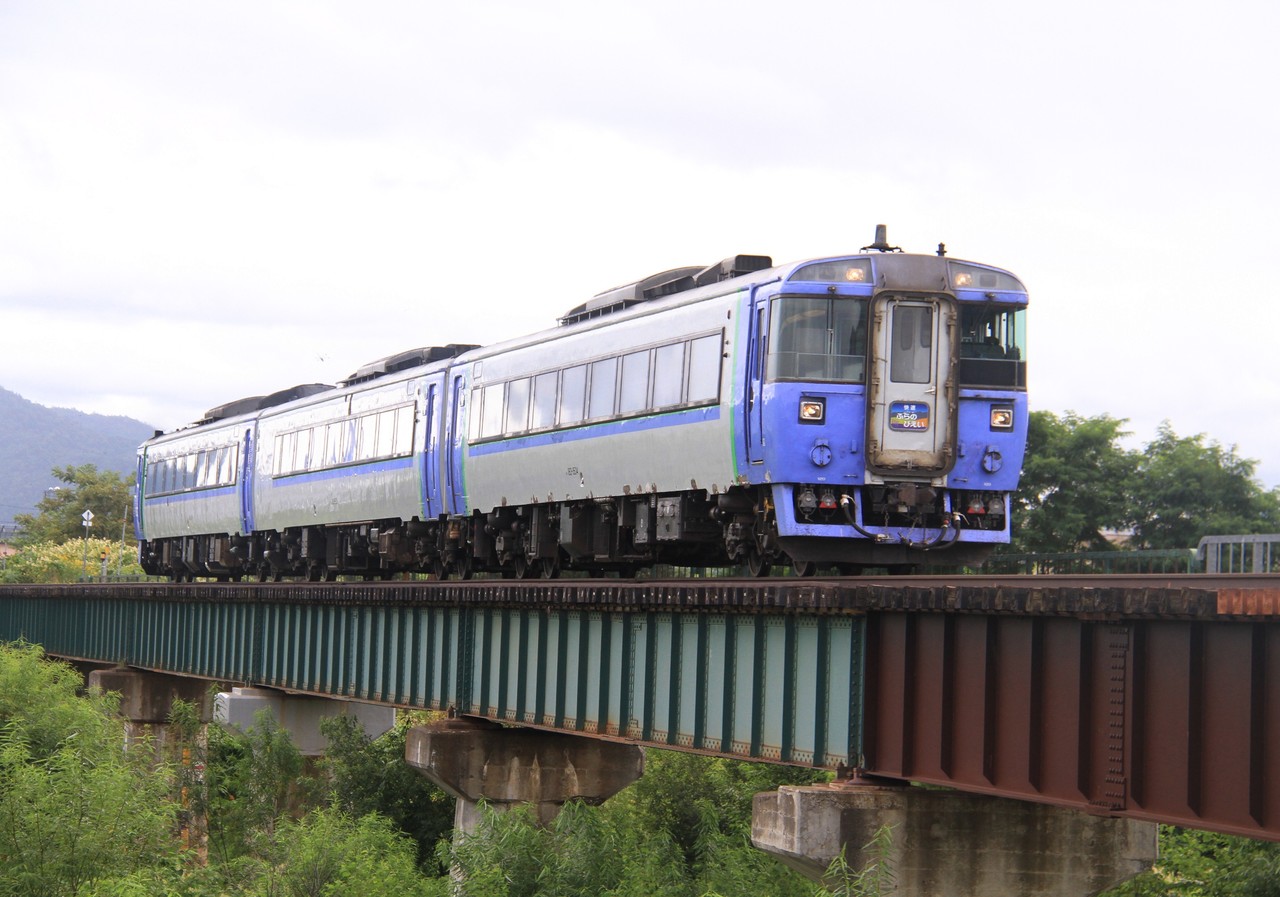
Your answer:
202;710;317;864
319;713;455;869
0;643;176;897
0;536;144;583
13;464;136;546
263;808;435;896
1103;825;1280;897
1011;411;1137;553
1129;423;1280;550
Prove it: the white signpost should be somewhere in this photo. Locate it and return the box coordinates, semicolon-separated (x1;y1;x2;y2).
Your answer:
81;509;93;579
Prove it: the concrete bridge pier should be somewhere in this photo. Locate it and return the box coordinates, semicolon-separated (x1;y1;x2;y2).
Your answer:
405;717;645;833
86;666;214;748
214;686;395;756
752;779;1158;897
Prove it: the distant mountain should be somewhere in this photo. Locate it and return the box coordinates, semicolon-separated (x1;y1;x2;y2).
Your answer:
0;387;155;524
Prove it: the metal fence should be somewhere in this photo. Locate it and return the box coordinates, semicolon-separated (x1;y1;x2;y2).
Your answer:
980;548;1201;575
1197;534;1280;573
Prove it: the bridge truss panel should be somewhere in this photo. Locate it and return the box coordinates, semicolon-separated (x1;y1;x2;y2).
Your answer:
0;586;865;770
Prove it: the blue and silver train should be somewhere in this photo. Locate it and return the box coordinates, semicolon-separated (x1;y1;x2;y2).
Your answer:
136;227;1028;580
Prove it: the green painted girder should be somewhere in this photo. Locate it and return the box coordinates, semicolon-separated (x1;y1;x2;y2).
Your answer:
0;586;864;768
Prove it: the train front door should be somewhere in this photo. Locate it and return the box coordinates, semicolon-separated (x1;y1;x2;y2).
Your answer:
867;295;957;474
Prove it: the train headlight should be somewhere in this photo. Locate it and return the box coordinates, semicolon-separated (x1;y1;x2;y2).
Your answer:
990;405;1014;430
799;398;825;423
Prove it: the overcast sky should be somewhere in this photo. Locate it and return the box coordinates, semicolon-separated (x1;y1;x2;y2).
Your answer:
3;0;1278;492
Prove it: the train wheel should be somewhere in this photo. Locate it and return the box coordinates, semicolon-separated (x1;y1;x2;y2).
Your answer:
431;556;446;580
746;547;772;578
789;559;816;577
538;557;560;579
511;556;528;579
455;554;474;581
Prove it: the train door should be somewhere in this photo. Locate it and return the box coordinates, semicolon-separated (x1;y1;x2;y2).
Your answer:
239;426;256;534
444;372;469;515
134;451;147;540
867;295;957;473
420;378;440;517
745;294;769;466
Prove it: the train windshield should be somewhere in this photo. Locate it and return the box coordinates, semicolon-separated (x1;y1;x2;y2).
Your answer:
958;303;1026;389
767;296;868;383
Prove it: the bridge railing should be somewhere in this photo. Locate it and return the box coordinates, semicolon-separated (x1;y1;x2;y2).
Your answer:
1197;533;1280;573
979;549;1201;575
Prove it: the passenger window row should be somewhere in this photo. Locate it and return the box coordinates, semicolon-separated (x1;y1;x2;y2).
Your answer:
148;444;240;496
469;332;724;442
273;404;415;477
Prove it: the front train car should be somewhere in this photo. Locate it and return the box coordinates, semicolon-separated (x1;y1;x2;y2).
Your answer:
743;233;1027;571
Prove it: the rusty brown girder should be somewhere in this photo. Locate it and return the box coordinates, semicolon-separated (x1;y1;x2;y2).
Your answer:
861;590;1280;841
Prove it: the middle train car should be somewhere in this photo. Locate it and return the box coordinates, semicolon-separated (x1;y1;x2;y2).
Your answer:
136;234;1028;580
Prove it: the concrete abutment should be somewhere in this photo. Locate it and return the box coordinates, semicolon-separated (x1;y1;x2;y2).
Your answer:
752;781;1158;897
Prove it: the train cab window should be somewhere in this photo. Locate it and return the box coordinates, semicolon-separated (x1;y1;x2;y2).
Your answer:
559;365;587;426
588;358;618;419
687;334;722;402
653;342;685;407
619;350;650;414
958;304;1027;389
505;377;531;434
767;297;867;383
531;371;558;430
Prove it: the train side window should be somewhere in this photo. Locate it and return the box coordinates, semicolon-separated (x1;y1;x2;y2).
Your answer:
357;414;378;461
559;365;586;426
393;405;415;456
297;428;316;470
376;410;396;458
222;444;238;484
480;383;504;439
469;388;483;441
588;357;618;420
531;371;558;430
687;334;722;403
652;342;685;407
619;350;650;414
505;377;531;434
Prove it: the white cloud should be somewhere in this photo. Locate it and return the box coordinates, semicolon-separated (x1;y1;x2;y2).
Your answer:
2;0;1278;489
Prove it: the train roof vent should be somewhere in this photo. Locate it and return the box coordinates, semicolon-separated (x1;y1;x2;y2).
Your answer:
559;266;704;325
693;254;773;287
199;395;265;424
341;344;481;386
259;383;334;411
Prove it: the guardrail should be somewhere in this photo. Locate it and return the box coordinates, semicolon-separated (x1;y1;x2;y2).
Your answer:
1197;534;1280;574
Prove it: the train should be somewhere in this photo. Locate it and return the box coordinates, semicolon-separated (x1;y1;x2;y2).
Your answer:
135;227;1028;581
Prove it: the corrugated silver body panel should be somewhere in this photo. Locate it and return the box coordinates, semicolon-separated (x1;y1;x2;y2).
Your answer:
462;292;744;512
140;422;246;539
253;376;426;532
